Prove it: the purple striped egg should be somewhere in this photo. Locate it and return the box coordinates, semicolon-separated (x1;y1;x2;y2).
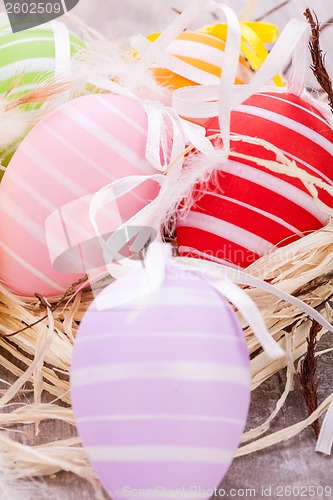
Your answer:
71;265;251;500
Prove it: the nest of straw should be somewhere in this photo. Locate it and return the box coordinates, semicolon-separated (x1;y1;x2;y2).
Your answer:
0;225;332;494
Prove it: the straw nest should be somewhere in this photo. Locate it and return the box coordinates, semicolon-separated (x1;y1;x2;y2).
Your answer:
0;221;332;493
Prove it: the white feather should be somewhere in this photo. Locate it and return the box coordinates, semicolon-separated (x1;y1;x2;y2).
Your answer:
0;100;34;154
69;39;172;104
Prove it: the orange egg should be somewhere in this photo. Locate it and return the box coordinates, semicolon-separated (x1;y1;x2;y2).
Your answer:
147;31;253;90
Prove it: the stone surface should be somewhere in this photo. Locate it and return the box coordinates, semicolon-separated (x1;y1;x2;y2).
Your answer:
220;337;333;500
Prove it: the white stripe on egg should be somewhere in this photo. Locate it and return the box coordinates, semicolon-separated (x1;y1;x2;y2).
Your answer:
71;361;250;388
86;445;235;465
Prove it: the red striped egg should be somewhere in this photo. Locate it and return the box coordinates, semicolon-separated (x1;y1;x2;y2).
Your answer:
0;94;159;297
71;265;251;500
177;92;333;268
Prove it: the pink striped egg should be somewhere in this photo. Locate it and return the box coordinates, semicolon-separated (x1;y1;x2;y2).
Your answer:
71;265;251;500
0;94;159;297
177;92;333;268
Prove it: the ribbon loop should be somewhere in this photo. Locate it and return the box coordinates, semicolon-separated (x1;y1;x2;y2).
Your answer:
143;101;186;172
172;18;309;124
132;34;220;86
89;173;165;244
51;20;71;77
134;0;242;155
176;257;333;335
235;19;309;106
208;276;285;360
316;399;333;455
137;0;216;71
142;99;214;173
101;241;286;360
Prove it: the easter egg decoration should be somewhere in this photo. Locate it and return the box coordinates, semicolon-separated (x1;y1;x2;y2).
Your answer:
0;94;160;297
0;14;84;98
146;30;253;90
143;20;283;92
177;91;333;268
70;259;251;500
0;14;85;170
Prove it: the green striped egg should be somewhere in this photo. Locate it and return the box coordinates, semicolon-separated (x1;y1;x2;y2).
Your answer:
0;14;84;96
0;14;85;173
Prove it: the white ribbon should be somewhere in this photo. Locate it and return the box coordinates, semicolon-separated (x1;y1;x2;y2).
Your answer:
175;255;285;360
96;241;285;360
51;20;71;77
142;100;213;172
50;20;72;104
175;257;333;360
87;0;242;268
316;399;333;455
86;0;244;247
93;242;169;311
90;176;333;338
209;277;284;360
288;20;309;96
176;257;333;335
88;136;225;280
85;75;214;174
172;18;310;126
89;172;166;276
87;7;329;304
133;34;220;86
89;149;233;285
134;0;242;153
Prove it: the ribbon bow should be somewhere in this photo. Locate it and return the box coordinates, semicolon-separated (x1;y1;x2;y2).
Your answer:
142;100;214;172
94;241;285;361
88;0;243;254
88;107;220;278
